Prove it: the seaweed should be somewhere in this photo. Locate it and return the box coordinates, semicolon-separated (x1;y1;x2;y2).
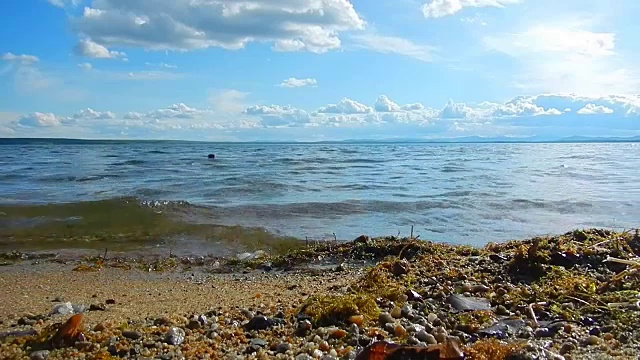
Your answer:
300;294;379;327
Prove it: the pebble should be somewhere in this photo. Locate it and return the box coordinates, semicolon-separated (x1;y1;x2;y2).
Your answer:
165;327;186;346
30;350;49;360
246;315;274;331
378;312;394;325
585;335;601;346
186;319;201;330
589;327;602;336
426;313;438;323
122;330;142;340
416;330;437;345
496;305;509;316
472;284;490;293
296;353;313;360
390;306;402;318
560;342;577;354
434;331;447;344
394;324;407;337
534;328;554;338
276;343;291;354
89;303;106;311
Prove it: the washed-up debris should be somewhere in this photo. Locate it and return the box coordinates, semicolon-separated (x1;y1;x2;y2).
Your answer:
355;338;465;360
50;314;85;349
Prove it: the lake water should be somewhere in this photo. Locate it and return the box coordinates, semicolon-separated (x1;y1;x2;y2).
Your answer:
1;140;639;245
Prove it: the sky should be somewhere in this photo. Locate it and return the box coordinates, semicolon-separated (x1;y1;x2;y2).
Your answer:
0;0;639;141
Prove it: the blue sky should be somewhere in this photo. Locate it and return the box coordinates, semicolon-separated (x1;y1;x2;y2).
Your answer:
0;0;638;141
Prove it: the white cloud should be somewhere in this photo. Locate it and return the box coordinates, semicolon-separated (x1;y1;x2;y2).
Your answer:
317;98;373;114
124;112;144;120
1;53;39;64
375;95;427;112
77;62;92;70
422;0;521;18
244;105;311;127
484;26;615;58
491;96;562;117
483;23;638;94
351;34;435;62
18;112;61;127
47;0;80;8
74;39;127;59
124;71;180;80
209;89;249;113
441;100;477;118
73;108;116;120
577;103;614;115
145;62;177;69
278;77;317;88
148;103;210;119
71;0;365;54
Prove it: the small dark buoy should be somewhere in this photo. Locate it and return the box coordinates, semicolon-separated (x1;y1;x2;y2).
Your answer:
207;154;215;159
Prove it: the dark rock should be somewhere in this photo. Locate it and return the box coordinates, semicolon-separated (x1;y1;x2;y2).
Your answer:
276;342;291;354
89;303;106;311
550;251;581;268
245;315;275;331
186;319;201;330
405;290;422;301
105;299;116;305
589;327;601;336
392;259;410;276
122;330;142;340
353;235;370;245
489;254;508;263
107;345;118;356
117;348;129;357
208;154;216;159
580;317;596;326
534;327;554;338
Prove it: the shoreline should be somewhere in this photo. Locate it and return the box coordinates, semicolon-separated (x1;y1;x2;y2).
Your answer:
1;228;640;359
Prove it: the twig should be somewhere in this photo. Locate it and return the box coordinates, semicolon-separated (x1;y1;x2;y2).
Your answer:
410;225;414;239
103;248;108;260
604;256;640;267
528;302;547;328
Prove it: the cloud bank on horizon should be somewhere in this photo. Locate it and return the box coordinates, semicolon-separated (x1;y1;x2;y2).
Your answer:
0;0;638;141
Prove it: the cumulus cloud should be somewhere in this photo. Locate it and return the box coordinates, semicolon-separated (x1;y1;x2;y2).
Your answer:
74;39;127;59
70;0;365;54
278;77;317;88
375;95;427;112
577;103;614;115
1;52;39;64
147;103;210;119
440;100;477;118
73;108;116;120
422;0;521;18
317;98;373;114
244;105;311;127
18;112;61;127
491;96;562;117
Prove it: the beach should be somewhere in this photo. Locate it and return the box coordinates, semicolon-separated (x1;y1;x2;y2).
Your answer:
1;228;639;359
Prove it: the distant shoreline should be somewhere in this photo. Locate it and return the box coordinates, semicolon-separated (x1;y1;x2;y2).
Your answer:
1;136;639;145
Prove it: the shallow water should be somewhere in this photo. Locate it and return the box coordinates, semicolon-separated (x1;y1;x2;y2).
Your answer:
0;139;639;245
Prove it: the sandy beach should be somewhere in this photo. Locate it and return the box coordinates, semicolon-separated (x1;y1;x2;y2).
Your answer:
1;229;640;359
